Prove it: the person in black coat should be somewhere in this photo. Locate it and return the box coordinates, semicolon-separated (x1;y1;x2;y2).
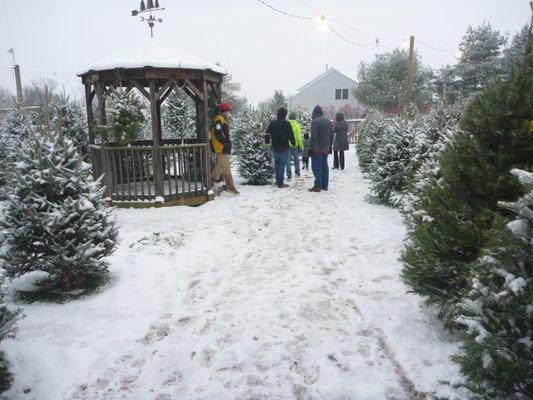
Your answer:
333;112;349;170
266;107;295;188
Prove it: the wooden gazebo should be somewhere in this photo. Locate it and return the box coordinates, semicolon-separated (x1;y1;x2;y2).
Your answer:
78;39;225;206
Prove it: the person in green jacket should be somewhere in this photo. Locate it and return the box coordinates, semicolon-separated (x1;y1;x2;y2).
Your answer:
286;112;304;179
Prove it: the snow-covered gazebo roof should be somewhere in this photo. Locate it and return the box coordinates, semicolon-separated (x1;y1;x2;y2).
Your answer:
78;39;226;76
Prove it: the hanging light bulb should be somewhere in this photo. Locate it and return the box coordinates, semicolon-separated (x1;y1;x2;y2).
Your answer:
140;0;146;11
455;50;464;60
318;15;328;32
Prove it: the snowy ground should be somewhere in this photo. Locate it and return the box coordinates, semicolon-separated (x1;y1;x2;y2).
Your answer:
4;148;468;400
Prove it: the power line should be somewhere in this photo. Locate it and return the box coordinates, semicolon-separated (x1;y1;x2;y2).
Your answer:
417;40;455;54
256;0;312;20
327;23;375;47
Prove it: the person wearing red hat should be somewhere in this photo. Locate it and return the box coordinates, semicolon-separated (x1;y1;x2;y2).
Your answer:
210;102;239;195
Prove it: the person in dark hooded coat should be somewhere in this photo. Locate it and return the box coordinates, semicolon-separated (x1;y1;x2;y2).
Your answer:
308;105;333;192
333;112;349;170
266;107;295;188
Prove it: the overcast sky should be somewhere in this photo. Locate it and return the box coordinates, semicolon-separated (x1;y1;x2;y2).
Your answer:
0;0;529;103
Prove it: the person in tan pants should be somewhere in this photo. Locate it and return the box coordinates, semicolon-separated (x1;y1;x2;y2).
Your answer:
210;102;239;195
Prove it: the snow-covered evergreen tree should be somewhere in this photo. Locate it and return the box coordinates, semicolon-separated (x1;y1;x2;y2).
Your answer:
368;116;418;206
455;22;507;96
162;90;196;140
232;104;258;157
105;89;146;145
355;111;386;174
402;33;532;317
453;169;532;399
0;102;31;196
0;130;118;291
237;125;273;185
402;103;463;225
0;279;18;392
291;106;313;137
51;95;89;157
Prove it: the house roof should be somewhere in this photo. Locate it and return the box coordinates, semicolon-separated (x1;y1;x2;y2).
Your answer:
78;39;226;76
296;67;356;93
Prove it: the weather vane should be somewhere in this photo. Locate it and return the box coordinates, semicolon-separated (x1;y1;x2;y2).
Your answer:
131;0;165;38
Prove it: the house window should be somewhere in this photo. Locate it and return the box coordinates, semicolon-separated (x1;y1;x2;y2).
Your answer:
342;89;349;99
335;89;342;100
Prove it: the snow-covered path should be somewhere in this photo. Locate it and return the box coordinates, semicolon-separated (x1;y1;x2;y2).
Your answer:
4;149;465;400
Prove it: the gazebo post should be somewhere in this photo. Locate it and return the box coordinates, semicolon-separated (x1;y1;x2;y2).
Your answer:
149;79;165;199
95;81;107;126
202;78;212;190
84;83;96;145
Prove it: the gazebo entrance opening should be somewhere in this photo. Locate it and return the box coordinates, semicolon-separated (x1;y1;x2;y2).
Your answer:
78;40;225;206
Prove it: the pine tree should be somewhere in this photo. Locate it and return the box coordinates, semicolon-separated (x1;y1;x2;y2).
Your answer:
0;130;118;292
401;31;532;318
162;90;196;140
105;89;146;145
455;22;507;97
355;111;386;174
453;169;532;398
0;282;18;392
237;125;273;185
51;95;89;157
291;107;313;136
0;102;31;196
402;103;463;226
232;104;258;157
367;116;418;206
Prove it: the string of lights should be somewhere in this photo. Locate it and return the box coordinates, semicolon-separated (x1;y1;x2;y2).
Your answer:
257;0;461;57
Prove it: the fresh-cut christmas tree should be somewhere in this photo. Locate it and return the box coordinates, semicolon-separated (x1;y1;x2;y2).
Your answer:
453;168;532;399
367;116;418;206
105;89;146;145
162;90;196;140
238;126;273;185
51;95;89;157
0;102;31;193
232;104;258;157
402;102;462;227
0;129;118;292
355;111;386;174
401;31;532;319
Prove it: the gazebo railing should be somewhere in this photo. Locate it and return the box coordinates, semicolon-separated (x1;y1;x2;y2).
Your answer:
90;143;209;203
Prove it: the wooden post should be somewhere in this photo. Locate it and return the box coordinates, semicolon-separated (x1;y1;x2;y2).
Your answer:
405;35;415;113
202;77;212;190
150;79;164;198
13;65;23;103
95;81;107;131
85;84;96;144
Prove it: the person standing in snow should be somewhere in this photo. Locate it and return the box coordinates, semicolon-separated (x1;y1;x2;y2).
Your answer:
302;132;310;170
266;107;295;188
211;102;239;195
308;105;333;192
286;112;304;179
332;112;349;170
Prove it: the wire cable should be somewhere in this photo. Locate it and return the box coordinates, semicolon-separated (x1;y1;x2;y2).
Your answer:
256;0;313;20
327;23;375;47
417;40;455;54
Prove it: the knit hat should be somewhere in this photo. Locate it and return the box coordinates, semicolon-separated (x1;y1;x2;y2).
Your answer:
217;102;232;112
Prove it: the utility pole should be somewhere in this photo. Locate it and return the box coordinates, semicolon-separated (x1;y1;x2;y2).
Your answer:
14;65;23;103
7;48;23;103
405;35;415;113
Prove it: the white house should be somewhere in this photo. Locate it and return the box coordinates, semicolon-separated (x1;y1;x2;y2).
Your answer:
288;67;364;116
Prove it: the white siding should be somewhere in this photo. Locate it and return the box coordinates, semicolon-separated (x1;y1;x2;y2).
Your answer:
288;69;362;112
